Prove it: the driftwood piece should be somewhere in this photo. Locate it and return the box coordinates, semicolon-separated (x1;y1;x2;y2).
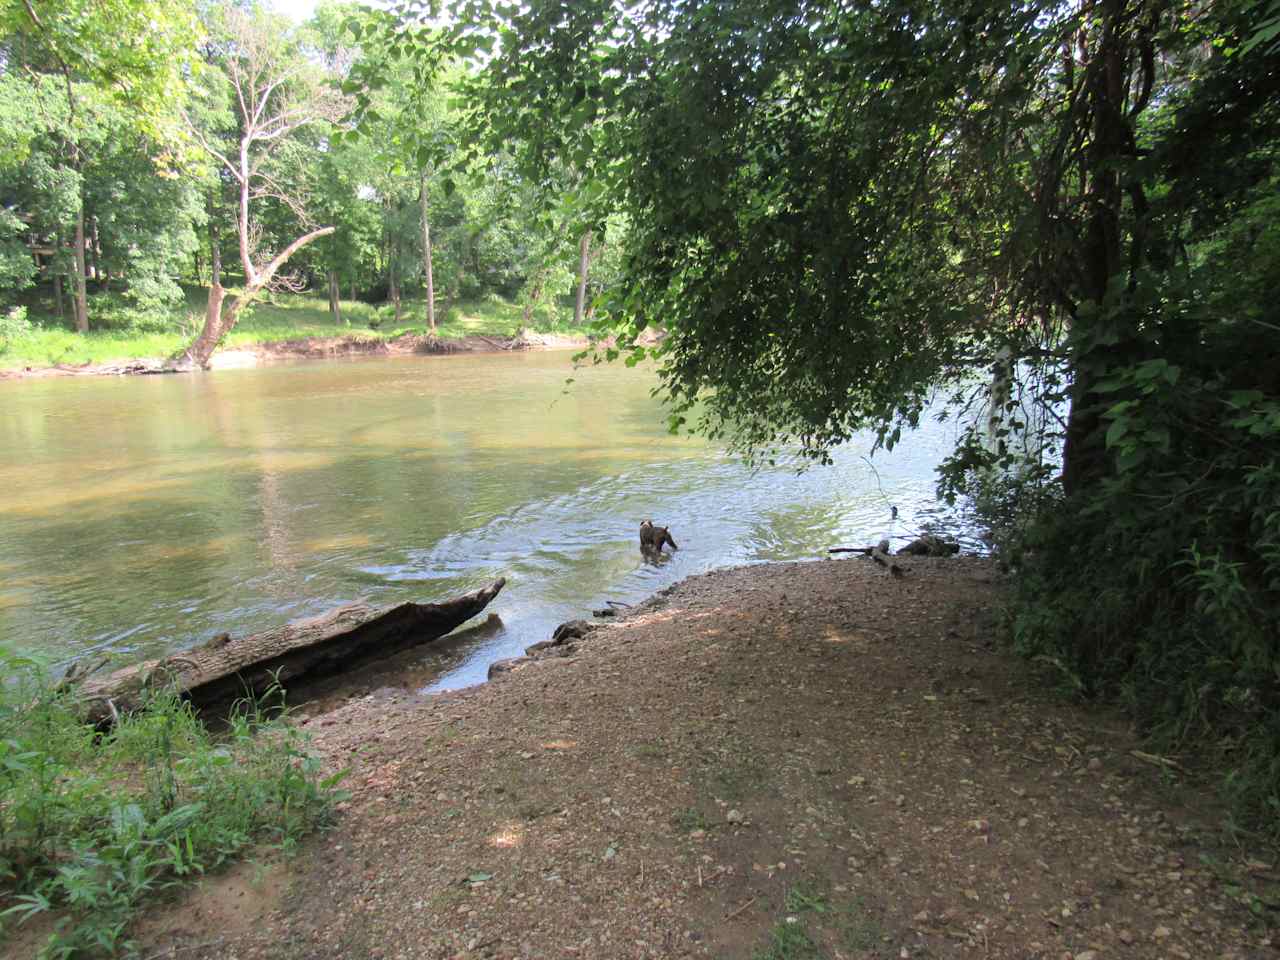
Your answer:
77;579;506;724
870;547;907;578
897;534;960;557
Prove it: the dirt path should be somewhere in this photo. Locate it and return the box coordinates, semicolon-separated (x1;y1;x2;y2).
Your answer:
139;556;1276;960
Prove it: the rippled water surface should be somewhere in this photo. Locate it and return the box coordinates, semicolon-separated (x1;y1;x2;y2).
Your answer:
0;352;976;690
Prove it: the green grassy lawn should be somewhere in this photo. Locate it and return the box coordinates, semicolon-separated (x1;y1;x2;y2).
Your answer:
1;286;583;371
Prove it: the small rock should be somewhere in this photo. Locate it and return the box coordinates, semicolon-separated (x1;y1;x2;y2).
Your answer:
1153;925;1172;940
726;809;744;824
1087;757;1103;771
1075;952;1099;960
1118;930;1134;945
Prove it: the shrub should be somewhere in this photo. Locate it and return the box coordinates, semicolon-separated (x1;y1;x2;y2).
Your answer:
970;313;1280;844
0;306;32;353
0;652;345;958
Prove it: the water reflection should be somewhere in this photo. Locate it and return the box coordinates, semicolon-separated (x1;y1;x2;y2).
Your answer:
0;352;977;689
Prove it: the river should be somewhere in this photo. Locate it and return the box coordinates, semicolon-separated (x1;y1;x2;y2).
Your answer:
0;351;976;691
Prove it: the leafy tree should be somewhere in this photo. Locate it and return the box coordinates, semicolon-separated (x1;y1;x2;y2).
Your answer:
180;2;346;367
0;0;198;330
440;0;1280;834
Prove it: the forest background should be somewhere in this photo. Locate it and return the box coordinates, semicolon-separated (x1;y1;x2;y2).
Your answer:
2;0;1279;849
0;0;620;370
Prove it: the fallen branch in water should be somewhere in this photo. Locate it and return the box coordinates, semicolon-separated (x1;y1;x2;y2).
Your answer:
73;579;506;724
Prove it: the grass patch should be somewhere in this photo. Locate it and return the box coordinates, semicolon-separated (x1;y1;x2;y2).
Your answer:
0;287;585;371
784;881;829;915
753;881;884;959
0;650;344;958
833;896;883;952
671;807;711;833
753;919;822;960
708;755;770;802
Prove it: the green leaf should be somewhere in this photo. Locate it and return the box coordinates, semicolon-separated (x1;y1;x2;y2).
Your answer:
1105;419;1128;448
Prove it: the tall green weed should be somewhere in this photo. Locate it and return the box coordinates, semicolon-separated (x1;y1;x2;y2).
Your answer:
0;653;345;958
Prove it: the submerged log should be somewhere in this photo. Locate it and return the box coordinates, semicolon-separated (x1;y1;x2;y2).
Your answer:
77;578;506;724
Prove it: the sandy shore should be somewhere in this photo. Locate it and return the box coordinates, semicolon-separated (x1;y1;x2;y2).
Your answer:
118;554;1278;960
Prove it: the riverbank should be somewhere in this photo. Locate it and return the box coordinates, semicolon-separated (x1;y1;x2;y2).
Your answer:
0;290;594;379
131;555;1273;960
0;329;590;379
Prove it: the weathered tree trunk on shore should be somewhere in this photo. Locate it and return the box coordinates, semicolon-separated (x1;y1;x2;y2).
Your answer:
76;578;505;725
420;171;436;332
573;229;592;328
180;225;334;368
328;270;342;325
72;203;88;332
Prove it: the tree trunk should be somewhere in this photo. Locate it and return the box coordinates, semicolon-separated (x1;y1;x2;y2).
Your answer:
75;579;506;725
180;226;335;369
520;270;547;328
72;205;89;332
53;271;65;323
420;172;436;331
328;269;342;325
90;215;103;287
390;246;402;325
209;216;222;287
574;229;593;328
186;282;227;367
1061;0;1132;498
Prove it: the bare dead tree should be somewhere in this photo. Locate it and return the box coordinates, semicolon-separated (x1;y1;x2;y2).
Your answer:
179;6;348;369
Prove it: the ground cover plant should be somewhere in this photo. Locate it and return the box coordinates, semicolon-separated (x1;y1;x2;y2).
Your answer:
0;649;344;958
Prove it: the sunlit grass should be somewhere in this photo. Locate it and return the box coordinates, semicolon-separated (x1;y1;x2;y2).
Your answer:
1;286;584;371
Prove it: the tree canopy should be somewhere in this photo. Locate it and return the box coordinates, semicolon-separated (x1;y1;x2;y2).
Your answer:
425;0;1280;834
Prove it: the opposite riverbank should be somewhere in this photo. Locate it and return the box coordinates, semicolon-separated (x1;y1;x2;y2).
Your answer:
128;555;1274;960
0;290;592;379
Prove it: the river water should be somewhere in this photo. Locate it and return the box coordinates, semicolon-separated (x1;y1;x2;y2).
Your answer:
0;351;976;691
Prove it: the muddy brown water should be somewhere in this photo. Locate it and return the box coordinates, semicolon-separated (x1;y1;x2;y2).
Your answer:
0;351;975;690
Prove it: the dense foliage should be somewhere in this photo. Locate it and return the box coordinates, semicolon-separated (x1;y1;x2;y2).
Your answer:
0;0;607;359
423;0;1280;838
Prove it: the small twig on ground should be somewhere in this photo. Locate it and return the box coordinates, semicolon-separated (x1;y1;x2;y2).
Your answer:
1130;749;1185;772
724;897;756;921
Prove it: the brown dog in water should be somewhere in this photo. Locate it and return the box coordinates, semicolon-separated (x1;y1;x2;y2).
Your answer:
639;519;678;553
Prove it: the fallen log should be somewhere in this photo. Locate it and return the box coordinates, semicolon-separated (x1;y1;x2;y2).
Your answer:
870;547;907;578
76;578;506;724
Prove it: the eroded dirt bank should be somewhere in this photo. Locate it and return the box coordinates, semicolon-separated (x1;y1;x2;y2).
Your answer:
0;330;587;380
140;557;1276;960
